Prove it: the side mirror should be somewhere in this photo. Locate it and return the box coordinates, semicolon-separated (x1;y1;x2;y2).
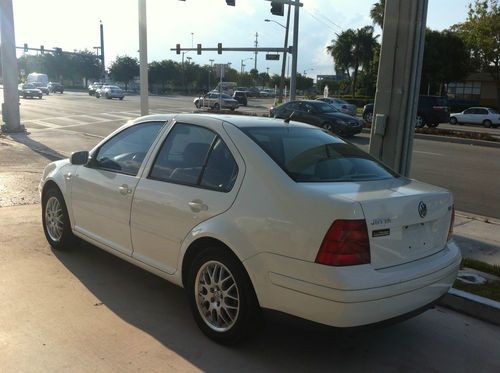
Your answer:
70;151;89;165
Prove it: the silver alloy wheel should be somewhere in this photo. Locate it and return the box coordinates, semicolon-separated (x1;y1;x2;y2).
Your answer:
416;116;424;128
366;112;373;123
45;196;64;242
195;260;240;332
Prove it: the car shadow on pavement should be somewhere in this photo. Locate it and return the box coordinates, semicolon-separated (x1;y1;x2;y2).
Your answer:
50;240;479;372
9;133;66;162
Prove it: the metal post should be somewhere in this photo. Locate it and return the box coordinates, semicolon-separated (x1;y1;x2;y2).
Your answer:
368;0;428;176
138;0;149;116
289;0;300;101
254;32;258;71
100;21;105;79
279;4;291;102
0;0;23;132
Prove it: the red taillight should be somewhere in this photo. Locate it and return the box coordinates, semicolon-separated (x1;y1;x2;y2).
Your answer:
315;220;371;266
447;206;455;241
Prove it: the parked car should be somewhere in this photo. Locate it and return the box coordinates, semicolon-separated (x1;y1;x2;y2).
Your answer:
449;107;500;128
259;88;275;97
416;95;450;128
363;103;374;123
362;96;450;128
270;100;363;137
317;97;357;117
88;82;103;96
246;87;260;97
31;82;50;95
18;83;43;99
48;82;64;94
40;114;460;344
233;91;248;106
96;85;124;100
194;92;239;110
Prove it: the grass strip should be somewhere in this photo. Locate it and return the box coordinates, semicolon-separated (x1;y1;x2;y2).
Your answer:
461;258;500;277
453;279;500;302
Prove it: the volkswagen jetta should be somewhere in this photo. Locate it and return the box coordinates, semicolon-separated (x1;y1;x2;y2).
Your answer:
40;114;460;344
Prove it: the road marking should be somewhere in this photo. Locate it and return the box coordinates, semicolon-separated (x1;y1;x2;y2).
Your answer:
414;150;443;156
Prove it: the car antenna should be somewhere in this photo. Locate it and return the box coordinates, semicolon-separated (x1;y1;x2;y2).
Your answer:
284;111;295;124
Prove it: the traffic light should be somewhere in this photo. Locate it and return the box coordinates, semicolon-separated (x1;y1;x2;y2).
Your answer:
197;43;202;55
23;43;28;52
226;0;235;5
176;44;181;54
40;45;44;54
217;43;222;54
270;1;284;16
54;47;62;56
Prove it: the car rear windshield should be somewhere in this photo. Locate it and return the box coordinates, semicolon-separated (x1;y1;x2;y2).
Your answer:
241;126;399;182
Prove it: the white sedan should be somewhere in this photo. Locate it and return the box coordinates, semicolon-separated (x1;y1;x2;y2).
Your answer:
40;114;460;344
450;107;500;128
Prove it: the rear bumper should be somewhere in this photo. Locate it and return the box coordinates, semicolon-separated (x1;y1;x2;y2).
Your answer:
244;241;461;327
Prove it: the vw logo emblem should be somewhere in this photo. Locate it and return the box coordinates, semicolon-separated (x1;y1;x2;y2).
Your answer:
418;201;427;218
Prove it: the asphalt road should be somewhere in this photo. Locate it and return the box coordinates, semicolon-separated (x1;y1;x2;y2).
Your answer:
15;91;500;219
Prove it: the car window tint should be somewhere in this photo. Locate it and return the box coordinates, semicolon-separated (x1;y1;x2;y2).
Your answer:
94;122;164;176
242;127;399;182
150;123;216;186
477;109;488;115
200;138;238;192
463;109;473;114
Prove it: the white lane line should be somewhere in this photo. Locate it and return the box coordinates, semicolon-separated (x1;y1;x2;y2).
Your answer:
414;150;443;156
30;120;62;128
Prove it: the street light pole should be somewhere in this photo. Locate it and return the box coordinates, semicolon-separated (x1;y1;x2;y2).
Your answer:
208;59;214;91
138;0;149;116
290;0;300;101
241;58;253;74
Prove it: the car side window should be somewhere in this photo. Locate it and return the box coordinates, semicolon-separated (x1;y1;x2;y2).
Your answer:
149;123;238;192
92;122;164;176
463;109;473;114
477;109;488;115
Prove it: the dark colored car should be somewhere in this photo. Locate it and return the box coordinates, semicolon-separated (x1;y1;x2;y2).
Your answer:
18;83;43;99
88;83;103;96
32;82;50;95
363;103;374;123
233;91;248;106
48;82;64;94
362;96;449;128
270;100;363;137
246;87;260;97
417;95;449;128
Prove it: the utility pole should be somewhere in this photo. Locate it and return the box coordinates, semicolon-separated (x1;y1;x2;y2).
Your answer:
208;59;214;91
254;32;258;71
281;5;291;102
0;0;23;133
289;0;300;101
99;21;105;79
369;0;428;176
138;0;149;116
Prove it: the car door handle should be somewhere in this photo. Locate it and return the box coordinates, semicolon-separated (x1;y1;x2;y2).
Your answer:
118;184;132;195
64;172;72;181
188;200;208;212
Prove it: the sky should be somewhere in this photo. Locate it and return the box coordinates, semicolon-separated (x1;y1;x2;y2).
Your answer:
13;0;471;79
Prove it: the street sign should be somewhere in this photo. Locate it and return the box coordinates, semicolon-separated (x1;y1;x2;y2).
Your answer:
266;54;280;60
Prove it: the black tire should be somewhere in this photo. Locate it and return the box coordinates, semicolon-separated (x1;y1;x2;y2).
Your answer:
195;101;201;109
483;120;492;128
42;187;80;251
89;92;93;96
322;122;334;132
119;97;124;100
96;93;100;98
450;117;458;125
23;94;27;99
213;103;220;111
415;115;424;128
187;247;260;345
38;94;43;99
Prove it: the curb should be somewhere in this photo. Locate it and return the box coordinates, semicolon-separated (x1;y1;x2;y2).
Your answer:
361;128;500;148
439;288;500;326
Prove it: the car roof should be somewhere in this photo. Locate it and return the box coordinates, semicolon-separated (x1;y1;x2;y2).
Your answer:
129;113;314;129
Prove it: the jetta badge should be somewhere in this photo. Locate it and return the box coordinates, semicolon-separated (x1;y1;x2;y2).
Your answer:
418;201;427;218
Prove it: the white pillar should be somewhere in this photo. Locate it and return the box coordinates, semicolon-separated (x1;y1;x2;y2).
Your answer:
138;0;149;116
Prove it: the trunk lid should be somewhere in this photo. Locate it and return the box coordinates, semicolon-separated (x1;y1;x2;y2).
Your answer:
303;178;453;269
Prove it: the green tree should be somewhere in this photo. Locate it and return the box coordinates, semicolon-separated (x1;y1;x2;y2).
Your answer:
370;0;385;29
421;29;471;95
73;50;102;86
327;26;379;97
453;0;500;108
109;55;139;90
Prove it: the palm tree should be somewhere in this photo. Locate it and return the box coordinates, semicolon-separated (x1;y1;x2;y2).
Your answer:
327;26;379;97
370;0;385;29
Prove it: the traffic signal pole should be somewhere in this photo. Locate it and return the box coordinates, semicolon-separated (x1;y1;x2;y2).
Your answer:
0;0;23;133
289;0;300;101
368;0;428;176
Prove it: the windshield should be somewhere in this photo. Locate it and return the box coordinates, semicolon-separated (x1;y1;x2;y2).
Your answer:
241;127;398;182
